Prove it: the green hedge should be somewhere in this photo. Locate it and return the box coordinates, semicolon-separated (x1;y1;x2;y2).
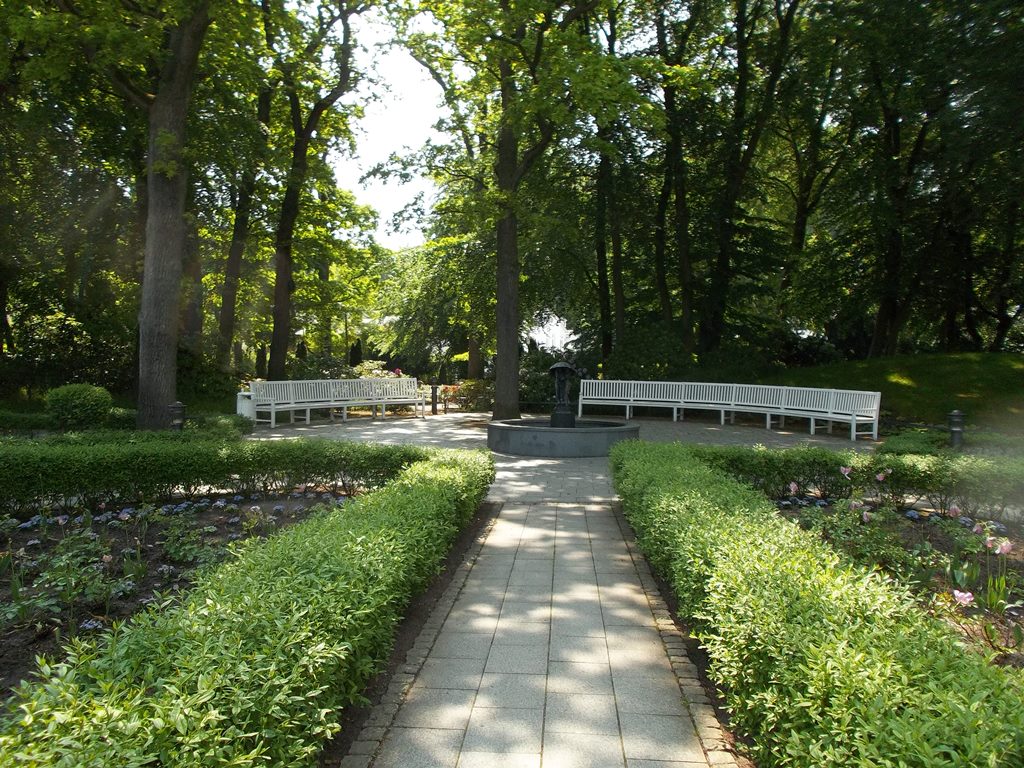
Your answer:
0;438;429;515
685;444;1024;519
0;448;494;766
611;441;1024;767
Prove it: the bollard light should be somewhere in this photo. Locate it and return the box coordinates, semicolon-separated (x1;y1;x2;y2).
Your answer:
169;401;187;432
948;409;964;450
430;378;439;416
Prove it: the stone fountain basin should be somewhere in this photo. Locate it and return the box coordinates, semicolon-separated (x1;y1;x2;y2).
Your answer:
486;418;639;458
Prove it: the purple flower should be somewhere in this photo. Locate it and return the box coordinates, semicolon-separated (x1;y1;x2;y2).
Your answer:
839;466;852;477
996;539;1013;556
973;523;985;535
862;511;872;524
953;590;974;607
875;472;887;483
789;482;799;496
947;504;961;518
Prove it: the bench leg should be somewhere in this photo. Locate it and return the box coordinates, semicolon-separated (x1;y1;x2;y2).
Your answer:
304;408;311;424
810;417;816;435
270;409;277;429
780;415;786;428
765;413;771;430
850;421;856;441
719;410;725;425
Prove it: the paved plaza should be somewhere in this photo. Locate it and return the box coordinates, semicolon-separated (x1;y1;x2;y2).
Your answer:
262;411;869;767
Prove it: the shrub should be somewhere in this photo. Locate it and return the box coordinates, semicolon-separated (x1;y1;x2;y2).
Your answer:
611;441;1024;767
0;448;494;766
0;437;429;516
685;444;1024;520
457;379;494;410
44;384;114;429
0;409;54;432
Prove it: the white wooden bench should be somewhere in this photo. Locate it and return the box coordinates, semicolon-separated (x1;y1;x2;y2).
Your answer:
578;379;880;441
236;378;426;428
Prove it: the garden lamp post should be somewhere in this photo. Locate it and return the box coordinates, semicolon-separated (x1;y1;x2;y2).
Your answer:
948;409;964;450
430;378;439;416
168;401;186;431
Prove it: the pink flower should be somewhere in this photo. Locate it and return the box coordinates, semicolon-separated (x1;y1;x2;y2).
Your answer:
850;500;864;510
953;590;974;607
875;472;887;483
789;481;799;495
947;504;961;518
996;539;1013;556
985;536;996;549
973;523;985;535
840;466;852;478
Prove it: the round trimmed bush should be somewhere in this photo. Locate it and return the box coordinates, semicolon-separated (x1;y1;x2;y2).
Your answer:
44;384;113;429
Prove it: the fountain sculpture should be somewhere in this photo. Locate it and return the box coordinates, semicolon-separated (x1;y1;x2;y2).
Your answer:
486;362;639;457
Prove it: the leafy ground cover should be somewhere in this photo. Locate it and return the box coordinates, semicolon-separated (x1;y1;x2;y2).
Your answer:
776;487;1024;662
760;352;1024;430
1;490;335;697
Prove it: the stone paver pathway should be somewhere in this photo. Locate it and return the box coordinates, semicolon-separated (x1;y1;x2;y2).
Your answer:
261;411;868;767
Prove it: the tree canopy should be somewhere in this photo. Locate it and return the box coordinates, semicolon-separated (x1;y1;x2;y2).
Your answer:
1;0;1021;418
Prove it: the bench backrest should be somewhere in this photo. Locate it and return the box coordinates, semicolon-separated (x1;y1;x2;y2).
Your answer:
580;379;879;417
249;378;420;404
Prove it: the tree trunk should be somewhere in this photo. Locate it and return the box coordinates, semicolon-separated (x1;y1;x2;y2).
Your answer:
180;208;203;354
610;167;626;346
595;151;614;358
217;176;254;369
652;163;674;325
136;4;210;429
493;85;521;419
0;272;13;356
467;333;483;379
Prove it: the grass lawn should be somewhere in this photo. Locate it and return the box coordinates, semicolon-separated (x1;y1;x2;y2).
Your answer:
760;352;1024;431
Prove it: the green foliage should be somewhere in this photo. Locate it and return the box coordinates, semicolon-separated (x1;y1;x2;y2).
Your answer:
877;429;950;455
760;353;1024;430
0;437;429;516
0;409;54;432
684;444;1024;520
611;441;1024;767
0;448;494;765
44;384;113;429
456;379;494;411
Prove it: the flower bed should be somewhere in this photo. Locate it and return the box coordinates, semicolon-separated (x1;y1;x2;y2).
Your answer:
0;447;493;765
611;441;1024;767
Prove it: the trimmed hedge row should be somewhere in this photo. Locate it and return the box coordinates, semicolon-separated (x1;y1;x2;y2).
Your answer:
0;447;494;766
685;444;1024;518
0;438;427;514
611;441;1024;768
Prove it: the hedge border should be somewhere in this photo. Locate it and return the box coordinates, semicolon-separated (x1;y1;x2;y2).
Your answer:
0;438;428;515
0;447;494;766
611;441;1024;767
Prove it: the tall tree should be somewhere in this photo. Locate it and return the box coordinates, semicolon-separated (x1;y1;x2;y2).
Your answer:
264;0;365;380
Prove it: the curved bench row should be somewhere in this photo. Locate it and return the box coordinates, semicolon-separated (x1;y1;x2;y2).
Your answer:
578;379;880;441
236;378;426;428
